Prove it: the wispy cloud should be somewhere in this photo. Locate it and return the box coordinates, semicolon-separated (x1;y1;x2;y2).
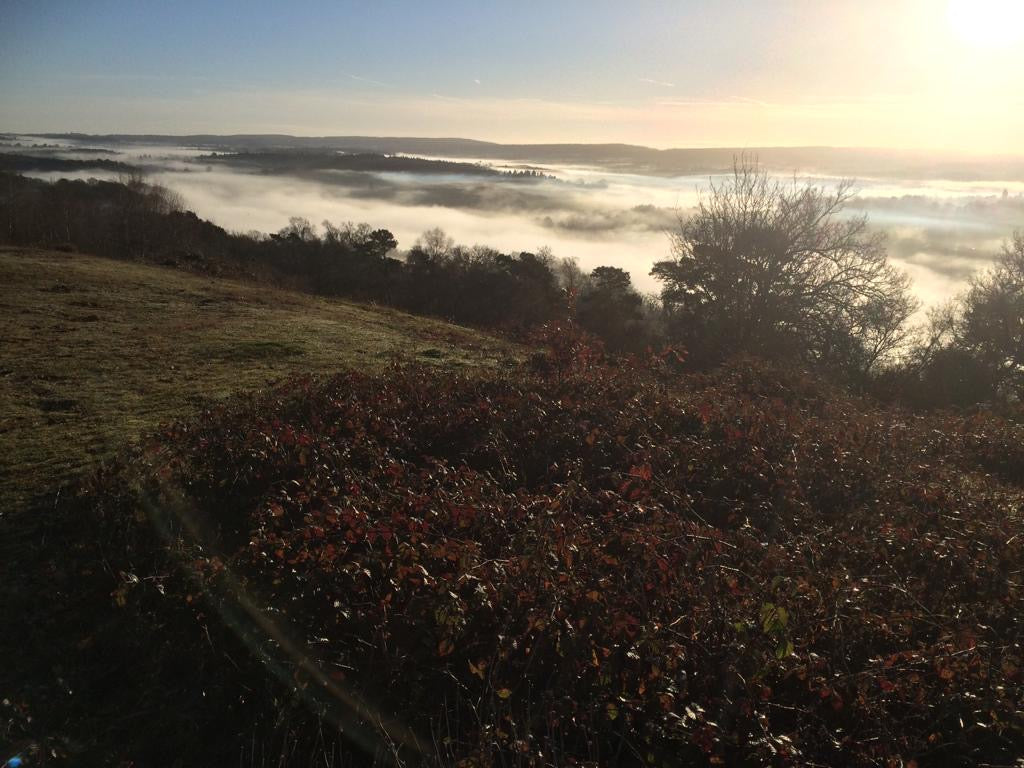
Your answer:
348;73;389;87
473;78;481;85
638;77;675;88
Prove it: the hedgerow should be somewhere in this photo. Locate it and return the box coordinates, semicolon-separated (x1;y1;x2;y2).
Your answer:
30;343;1024;767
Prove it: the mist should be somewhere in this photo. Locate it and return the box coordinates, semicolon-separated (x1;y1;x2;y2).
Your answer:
8;134;1022;304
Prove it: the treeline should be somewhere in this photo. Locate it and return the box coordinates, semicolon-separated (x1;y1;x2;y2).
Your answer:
0;153;137;174
0;171;658;350
1;167;1020;407
647;162;1022;407
500;168;556;180
200;151;502;176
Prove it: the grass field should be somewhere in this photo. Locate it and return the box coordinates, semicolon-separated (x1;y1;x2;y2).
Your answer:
0;248;518;511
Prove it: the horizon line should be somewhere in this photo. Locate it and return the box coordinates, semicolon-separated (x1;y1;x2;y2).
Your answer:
7;131;1024;159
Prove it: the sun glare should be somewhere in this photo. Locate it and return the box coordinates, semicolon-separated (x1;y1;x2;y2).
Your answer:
947;0;1024;47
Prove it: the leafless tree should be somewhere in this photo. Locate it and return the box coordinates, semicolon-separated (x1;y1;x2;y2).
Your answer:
278;216;317;243
651;157;917;377
415;227;455;262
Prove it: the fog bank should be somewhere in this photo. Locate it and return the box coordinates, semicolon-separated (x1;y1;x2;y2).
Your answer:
9;135;1022;306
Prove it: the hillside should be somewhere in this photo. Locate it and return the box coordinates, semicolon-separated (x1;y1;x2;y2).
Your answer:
5;335;1023;765
35;133;1024;180
198;150;504;176
0;248;518;511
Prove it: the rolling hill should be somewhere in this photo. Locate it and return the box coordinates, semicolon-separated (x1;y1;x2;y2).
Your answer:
2;245;1022;766
0;247;518;512
34;132;1024;180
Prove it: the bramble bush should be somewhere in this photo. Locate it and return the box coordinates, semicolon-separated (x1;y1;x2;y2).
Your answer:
34;337;1024;766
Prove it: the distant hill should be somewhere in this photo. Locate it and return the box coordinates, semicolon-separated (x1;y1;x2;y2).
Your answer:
35;132;1024;180
198;150;503;176
0;152;137;174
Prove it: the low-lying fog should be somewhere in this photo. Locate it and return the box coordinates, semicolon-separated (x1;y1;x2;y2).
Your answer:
9;136;1024;310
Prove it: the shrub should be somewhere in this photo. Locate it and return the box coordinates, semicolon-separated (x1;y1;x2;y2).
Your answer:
27;354;1024;766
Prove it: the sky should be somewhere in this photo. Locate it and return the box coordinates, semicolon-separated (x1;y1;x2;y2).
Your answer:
3;0;1024;152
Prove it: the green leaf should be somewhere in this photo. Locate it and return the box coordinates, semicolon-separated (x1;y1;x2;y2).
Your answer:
775;639;794;659
760;602;789;635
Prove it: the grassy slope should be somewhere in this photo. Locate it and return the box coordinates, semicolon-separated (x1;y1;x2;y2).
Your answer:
0;247;518;510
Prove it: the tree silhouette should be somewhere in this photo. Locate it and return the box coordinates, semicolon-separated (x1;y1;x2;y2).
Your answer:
652;158;916;376
958;232;1024;398
578;266;648;353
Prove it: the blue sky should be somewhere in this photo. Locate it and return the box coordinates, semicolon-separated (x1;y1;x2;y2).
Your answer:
3;0;1023;151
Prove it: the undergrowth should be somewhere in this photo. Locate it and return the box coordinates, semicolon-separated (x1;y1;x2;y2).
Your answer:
7;325;1024;767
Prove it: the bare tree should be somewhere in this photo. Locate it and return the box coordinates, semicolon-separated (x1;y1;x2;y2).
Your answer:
278;216;317;243
415;227;455;262
113;173;185;258
553;256;592;295
651;157;917;377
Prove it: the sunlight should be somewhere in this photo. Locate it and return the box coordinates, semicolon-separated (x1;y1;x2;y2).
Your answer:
947;0;1024;47
6;3;1024;765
